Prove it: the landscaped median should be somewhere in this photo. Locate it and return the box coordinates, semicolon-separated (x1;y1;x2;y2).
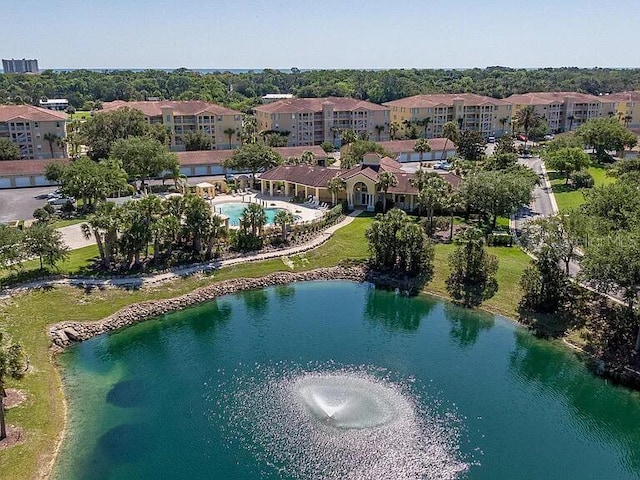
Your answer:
0;215;531;479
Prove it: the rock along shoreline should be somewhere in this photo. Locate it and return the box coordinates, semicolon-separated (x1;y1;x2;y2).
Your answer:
48;266;374;351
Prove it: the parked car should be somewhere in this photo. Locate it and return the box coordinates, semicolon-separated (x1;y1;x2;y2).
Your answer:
48;196;75;206
516;134;528;142
433;161;452;170
487;136;496;143
543;134;555;141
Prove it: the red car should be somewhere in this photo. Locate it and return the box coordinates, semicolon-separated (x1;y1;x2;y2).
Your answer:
516;134;528;142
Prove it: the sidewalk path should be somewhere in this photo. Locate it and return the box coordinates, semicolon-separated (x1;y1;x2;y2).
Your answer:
2;210;363;298
58;223;96;250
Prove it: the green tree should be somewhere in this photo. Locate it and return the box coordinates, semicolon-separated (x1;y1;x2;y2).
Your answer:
262;132;288;147
0;138;20;160
81;202;121;269
446;228;499;307
441;121;461;160
182;130;212;151
583;179;640;233
522;213;581;275
483;153;518;171
0;225;24;272
44;161;66;182
23;223;69;271
223;143;283;189
416;117;432;138
42;132;62;159
576;117;637;161
183;194;212;254
374;124;386;141
341;129;357;150
543;132;583;153
413;138;431;162
494;135;517;155
110;136;179;193
417;175;449;234
513;105;544;140
376;171;398;212
240;202;267;236
340;140;392;169
81;106;149;160
456;131;486;161
273;209;294;242
542;147;590;184
519;249;567;314
389;122;401;141
327;176;346;205
240;115;258;145
0;332;27;440
223;127;237;149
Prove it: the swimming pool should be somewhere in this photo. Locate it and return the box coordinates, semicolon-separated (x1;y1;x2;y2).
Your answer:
214;202;297;226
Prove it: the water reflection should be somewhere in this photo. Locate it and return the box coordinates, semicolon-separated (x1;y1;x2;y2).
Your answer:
509;330;640;473
445;302;495;348
241;289;269;314
364;287;435;332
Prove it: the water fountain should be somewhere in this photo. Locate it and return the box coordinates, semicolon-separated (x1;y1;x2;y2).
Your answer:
217;364;467;480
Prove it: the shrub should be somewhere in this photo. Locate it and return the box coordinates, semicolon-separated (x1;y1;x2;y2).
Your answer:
487;233;513;247
320;141;335;153
570;169;594;188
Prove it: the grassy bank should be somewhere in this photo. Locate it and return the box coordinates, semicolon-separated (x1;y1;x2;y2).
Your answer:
550;165;614;212
0;215;530;479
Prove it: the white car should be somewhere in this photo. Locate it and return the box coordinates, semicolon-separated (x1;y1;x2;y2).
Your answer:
47;196;75;206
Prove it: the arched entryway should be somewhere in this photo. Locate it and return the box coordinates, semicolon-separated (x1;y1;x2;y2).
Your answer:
353;181;372;209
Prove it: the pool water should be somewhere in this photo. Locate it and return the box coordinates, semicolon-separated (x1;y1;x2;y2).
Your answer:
214;202;292;226
55;281;640;479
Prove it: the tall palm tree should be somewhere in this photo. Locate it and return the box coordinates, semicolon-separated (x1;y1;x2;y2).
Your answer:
514;106;543;141
376;171;398;212
410;166;436;193
441;121;460;160
374;124;385;141
240;202;267;236
0;332;26;441
413;138;431;162
223;128;236;149
417;117;432;138
567;115;575;132
444;190;464;241
327;176;346;205
499;117;509;134
183;195;212;254
417;175;449;234
341;129;357;152
43;132;60;159
274;209;295;242
81;202;121;269
205;214;227;260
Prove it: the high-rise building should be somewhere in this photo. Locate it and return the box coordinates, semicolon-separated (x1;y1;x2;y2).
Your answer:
2;58;39;74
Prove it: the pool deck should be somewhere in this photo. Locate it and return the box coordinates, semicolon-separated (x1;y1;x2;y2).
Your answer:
210;192;324;223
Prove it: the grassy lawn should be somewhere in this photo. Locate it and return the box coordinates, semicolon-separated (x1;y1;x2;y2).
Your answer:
68;111;92;121
549;165;614;212
50;217;86;229
0;215;530;479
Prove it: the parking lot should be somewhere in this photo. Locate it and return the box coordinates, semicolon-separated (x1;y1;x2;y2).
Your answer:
0;186;59;223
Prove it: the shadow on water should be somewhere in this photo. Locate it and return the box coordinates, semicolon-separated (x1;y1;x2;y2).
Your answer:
509;330;640;472
445;302;495;348
106;379;147;408
188;300;232;335
240;289;269;315
364;286;436;332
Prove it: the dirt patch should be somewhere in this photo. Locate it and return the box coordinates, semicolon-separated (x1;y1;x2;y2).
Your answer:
0;425;26;449
4;389;27;409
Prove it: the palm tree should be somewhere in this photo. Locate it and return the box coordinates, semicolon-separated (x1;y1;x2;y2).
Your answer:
183;195;212;254
274;209;295;242
444;190;464;241
374;124;385;141
43;132;60;159
567;115;575;132
240;202;267;236
300;150;315;165
413;138;431;162
417;117;432;138
223;128;236;149
81;202;121;269
341;129;357;152
205;214;227;260
499;117;509;134
0;332;26;441
389;122;400;141
376;171;398;212
513;106;543;142
441;121;460;160
327;176;346;205
624;115;633;128
417;176;449;234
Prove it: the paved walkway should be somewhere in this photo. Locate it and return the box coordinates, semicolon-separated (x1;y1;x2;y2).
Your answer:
59;223;95;250
2;210;363;297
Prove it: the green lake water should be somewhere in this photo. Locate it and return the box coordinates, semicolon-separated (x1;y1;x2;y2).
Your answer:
54;281;640;479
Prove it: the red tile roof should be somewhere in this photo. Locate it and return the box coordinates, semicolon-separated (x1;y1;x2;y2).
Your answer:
0;158;70;175
258;165;343;187
603;91;640;102
101;100;242;117
0;105;67;122
176;146;327;166
506;91;602;105
383;93;511;108
254;96;388;114
376;138;456;154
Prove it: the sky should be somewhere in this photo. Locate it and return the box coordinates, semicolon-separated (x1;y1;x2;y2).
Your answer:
2;0;640;70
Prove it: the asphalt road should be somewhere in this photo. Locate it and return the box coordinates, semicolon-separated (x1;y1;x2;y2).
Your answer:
0;186;59;223
512;155;556;232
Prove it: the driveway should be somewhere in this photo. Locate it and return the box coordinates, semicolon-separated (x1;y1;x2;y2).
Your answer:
0;186;58;223
512;155;556;232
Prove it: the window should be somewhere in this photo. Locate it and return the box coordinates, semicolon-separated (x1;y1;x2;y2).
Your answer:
34;122;39;128
166;115;171;122
217;116;222;121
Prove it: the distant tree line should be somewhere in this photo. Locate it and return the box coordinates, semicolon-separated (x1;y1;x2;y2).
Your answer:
2;67;640;112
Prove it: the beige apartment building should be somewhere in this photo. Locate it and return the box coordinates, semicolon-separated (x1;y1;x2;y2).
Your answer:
0;105;67;159
253;97;390;147
506;92;605;133
101;100;244;150
604;91;640;132
383;93;513;139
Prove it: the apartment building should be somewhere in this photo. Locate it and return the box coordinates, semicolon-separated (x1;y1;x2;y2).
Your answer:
383;93;513;139
101;100;244;150
0;105;67;159
2;58;39;74
506;92;604;133
604;91;640;132
253;97;390;147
